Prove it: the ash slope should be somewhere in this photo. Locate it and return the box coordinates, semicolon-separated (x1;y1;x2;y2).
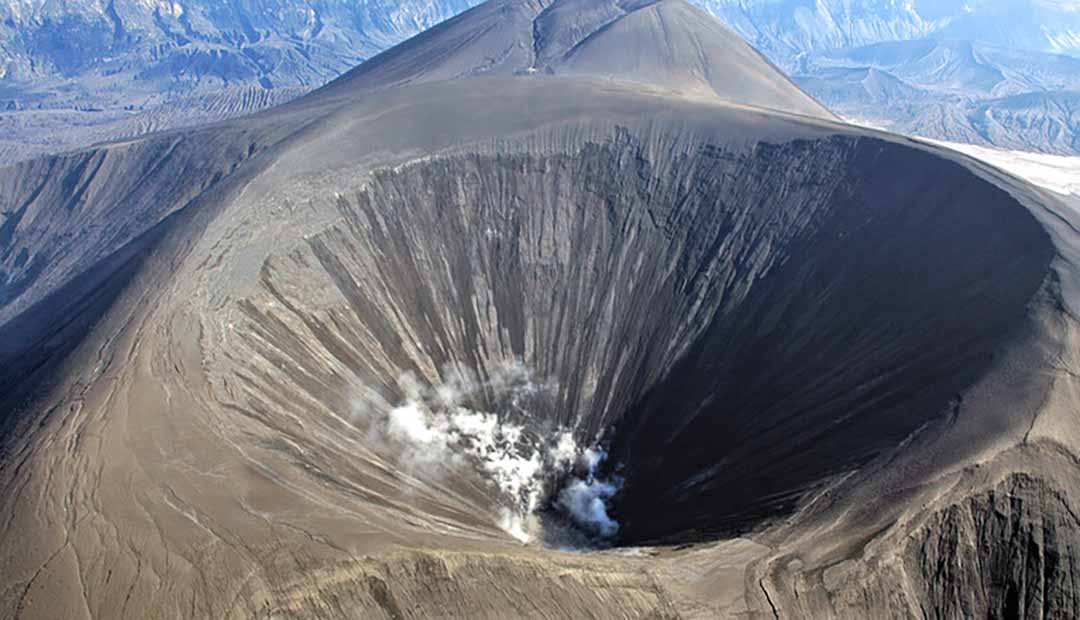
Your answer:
312;0;833;118
0;0;1076;618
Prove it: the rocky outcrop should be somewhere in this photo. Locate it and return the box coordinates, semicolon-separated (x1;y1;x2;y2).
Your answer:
758;468;1080;619
911;474;1080;619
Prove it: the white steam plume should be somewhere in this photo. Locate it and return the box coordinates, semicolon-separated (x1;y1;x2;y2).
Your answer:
370;360;622;545
557;447;621;538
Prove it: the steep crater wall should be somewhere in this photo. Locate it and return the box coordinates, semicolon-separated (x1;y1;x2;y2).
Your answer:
225;132;1053;545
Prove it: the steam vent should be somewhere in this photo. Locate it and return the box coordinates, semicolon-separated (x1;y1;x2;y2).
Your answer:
2;0;1080;618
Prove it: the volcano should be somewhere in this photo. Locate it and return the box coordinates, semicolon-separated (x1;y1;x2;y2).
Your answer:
1;0;1078;618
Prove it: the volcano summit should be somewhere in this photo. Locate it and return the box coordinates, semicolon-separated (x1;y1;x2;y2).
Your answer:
0;0;1078;618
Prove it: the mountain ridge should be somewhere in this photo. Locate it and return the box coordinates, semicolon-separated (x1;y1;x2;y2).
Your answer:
309;0;833;119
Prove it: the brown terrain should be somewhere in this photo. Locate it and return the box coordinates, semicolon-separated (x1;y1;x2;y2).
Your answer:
1;0;1078;617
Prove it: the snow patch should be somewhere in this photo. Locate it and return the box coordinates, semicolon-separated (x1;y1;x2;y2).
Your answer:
929;140;1080;198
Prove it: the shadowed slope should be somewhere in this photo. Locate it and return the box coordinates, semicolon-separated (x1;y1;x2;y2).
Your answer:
607;140;1052;542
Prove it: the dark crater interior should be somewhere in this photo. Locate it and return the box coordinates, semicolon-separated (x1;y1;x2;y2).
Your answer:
235;132;1053;546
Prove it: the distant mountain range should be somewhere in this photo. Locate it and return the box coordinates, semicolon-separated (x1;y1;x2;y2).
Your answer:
699;0;1080;66
0;0;477;162
2;0;1080;163
1;0;482;87
702;0;1080;155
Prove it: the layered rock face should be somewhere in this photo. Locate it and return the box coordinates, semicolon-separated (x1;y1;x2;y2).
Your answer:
915;474;1080;618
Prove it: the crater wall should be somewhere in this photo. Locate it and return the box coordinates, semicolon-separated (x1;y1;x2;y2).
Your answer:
218;131;1053;543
